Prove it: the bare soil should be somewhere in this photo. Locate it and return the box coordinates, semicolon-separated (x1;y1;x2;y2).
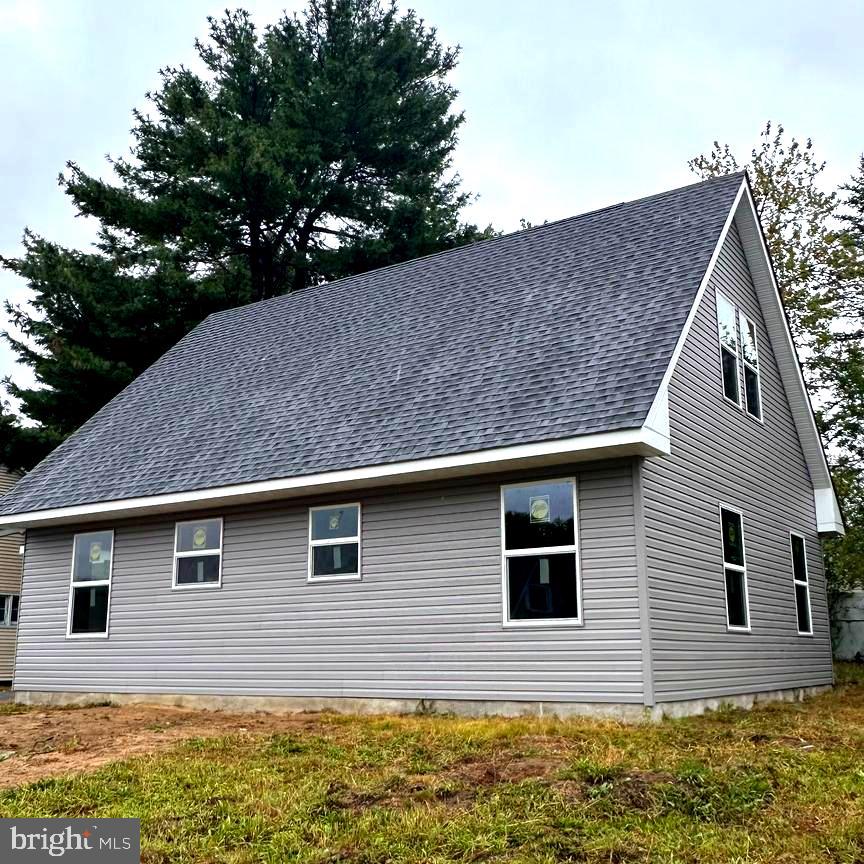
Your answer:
0;704;330;789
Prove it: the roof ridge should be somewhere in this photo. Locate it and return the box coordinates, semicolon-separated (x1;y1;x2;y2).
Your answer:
207;171;747;324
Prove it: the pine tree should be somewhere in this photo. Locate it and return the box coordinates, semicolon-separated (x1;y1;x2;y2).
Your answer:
1;1;491;471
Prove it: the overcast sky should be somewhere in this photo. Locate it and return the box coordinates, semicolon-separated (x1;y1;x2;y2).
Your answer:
1;0;863;395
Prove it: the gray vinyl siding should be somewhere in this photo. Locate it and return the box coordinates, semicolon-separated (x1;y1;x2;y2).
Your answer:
15;462;645;704
642;223;833;702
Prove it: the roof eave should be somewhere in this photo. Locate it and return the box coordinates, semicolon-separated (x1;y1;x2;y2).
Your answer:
0;423;670;531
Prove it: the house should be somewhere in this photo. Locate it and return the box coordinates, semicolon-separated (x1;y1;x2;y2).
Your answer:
0;468;23;683
0;172;843;720
832;592;864;661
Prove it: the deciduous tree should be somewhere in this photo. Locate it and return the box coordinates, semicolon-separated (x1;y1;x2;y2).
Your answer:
691;124;864;603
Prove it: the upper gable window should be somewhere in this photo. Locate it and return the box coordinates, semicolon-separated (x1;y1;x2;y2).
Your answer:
716;292;740;405
738;311;762;420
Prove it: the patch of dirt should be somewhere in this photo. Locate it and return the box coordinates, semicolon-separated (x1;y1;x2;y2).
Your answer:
319;755;670;814
451;754;561;786
0;704;330;789
590;770;672;810
319;754;564;813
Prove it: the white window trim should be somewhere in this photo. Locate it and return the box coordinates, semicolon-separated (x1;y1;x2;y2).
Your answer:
719;505;750;633
308;503;362;582
172;517;224;590
0;594;19;628
790;531;814;636
715;289;743;410
500;477;582;629
738;309;765;424
66;529;114;640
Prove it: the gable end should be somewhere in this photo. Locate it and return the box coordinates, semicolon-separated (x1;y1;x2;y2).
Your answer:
647;178;843;536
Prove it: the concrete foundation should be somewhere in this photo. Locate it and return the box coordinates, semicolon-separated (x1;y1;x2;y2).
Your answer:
648;684;832;721
13;683;832;723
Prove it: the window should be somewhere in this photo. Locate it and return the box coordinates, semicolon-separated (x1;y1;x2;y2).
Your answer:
173;518;222;588
67;531;113;637
716;292;741;405
720;508;749;630
309;504;361;581
790;533;813;635
738;311;762;420
501;479;580;625
0;594;19;627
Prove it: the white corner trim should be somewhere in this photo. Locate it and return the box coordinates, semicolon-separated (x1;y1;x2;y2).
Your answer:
0;425;670;530
814;487;844;536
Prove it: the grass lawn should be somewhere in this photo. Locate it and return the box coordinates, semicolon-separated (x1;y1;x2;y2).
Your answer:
2;666;864;863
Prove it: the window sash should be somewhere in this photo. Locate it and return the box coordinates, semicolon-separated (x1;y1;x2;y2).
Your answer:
739;312;762;420
719;507;749;631
738;311;759;370
720;508;745;568
309;535;361;548
173;519;223;588
501;479;581;626
716;291;742;407
308;504;362;580
716;292;739;352
790;533;813;635
504;544;578;558
67;531;114;638
174;518;222;554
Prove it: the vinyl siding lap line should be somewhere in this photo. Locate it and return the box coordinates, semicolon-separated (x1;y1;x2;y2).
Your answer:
16;463;645;704
643;222;832;702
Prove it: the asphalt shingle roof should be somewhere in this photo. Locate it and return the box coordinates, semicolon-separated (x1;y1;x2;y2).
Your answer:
0;172;745;515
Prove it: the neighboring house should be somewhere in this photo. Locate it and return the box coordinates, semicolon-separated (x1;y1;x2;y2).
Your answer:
0;173;844;720
832;592;864;661
0;468;23;683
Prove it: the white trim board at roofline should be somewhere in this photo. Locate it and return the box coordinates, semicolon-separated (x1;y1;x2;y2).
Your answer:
644;176;844;538
0;425;670;530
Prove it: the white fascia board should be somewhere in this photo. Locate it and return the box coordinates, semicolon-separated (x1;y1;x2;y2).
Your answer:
0;425;670;530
